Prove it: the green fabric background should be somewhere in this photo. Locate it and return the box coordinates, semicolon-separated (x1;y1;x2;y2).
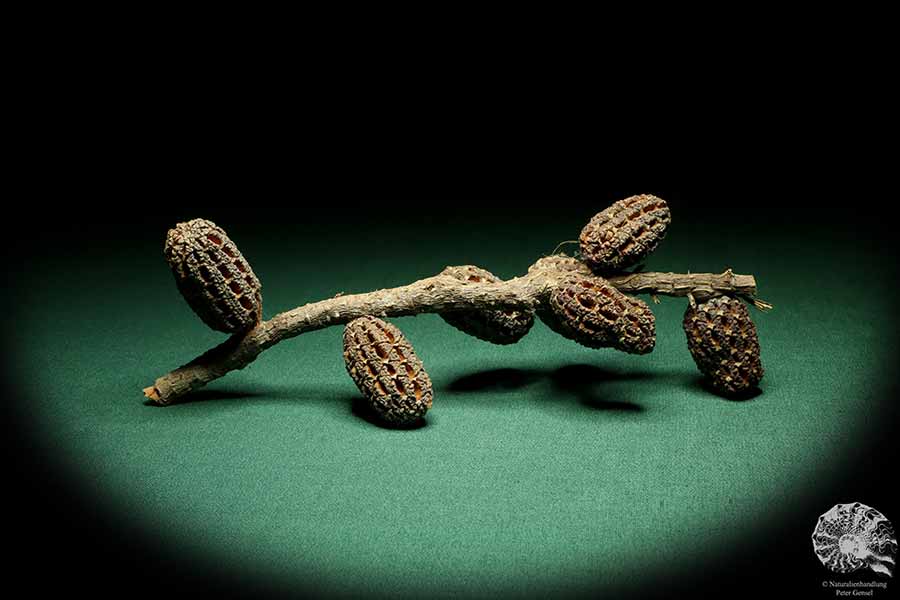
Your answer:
14;212;895;598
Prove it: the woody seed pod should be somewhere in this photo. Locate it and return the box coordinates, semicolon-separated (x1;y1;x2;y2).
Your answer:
579;194;671;274
165;218;262;334
343;316;433;426
548;274;656;354
439;266;534;345
683;295;764;395
528;255;595;335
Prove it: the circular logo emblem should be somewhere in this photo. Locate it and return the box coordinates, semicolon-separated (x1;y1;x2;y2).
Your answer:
812;502;897;576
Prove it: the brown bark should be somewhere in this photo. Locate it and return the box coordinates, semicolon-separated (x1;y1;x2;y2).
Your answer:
607;269;757;301
144;260;761;405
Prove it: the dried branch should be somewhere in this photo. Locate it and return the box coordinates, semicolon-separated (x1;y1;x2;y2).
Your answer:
144;259;759;405
607;268;757;301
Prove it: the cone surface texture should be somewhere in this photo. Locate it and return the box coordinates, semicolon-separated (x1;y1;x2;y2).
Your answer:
579;194;671;273
439;265;534;345
165;218;262;333
548;274;656;354
343;316;433;425
683;295;764;395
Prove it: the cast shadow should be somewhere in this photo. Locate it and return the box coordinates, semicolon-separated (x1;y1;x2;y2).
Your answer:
549;364;648;412
141;384;347;409
447;368;543;392
443;363;650;413
349;396;429;430
444;363;763;410
142;384;431;430
143;388;269;407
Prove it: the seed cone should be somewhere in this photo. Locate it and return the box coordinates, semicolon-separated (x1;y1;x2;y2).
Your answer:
165;218;262;333
579;194;671;274
683;295;764;395
343;316;433;426
439;266;534;345
529;255;594;335
547;274;656;354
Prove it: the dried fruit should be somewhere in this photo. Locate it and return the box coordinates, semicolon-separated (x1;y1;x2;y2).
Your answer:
683;295;764;395
579;194;671;274
165;218;262;333
439;266;534;345
343;316;433;425
529;255;595;335
547;274;656;354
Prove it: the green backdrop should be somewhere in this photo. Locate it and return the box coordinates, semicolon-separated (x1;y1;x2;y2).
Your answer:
13;209;895;598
